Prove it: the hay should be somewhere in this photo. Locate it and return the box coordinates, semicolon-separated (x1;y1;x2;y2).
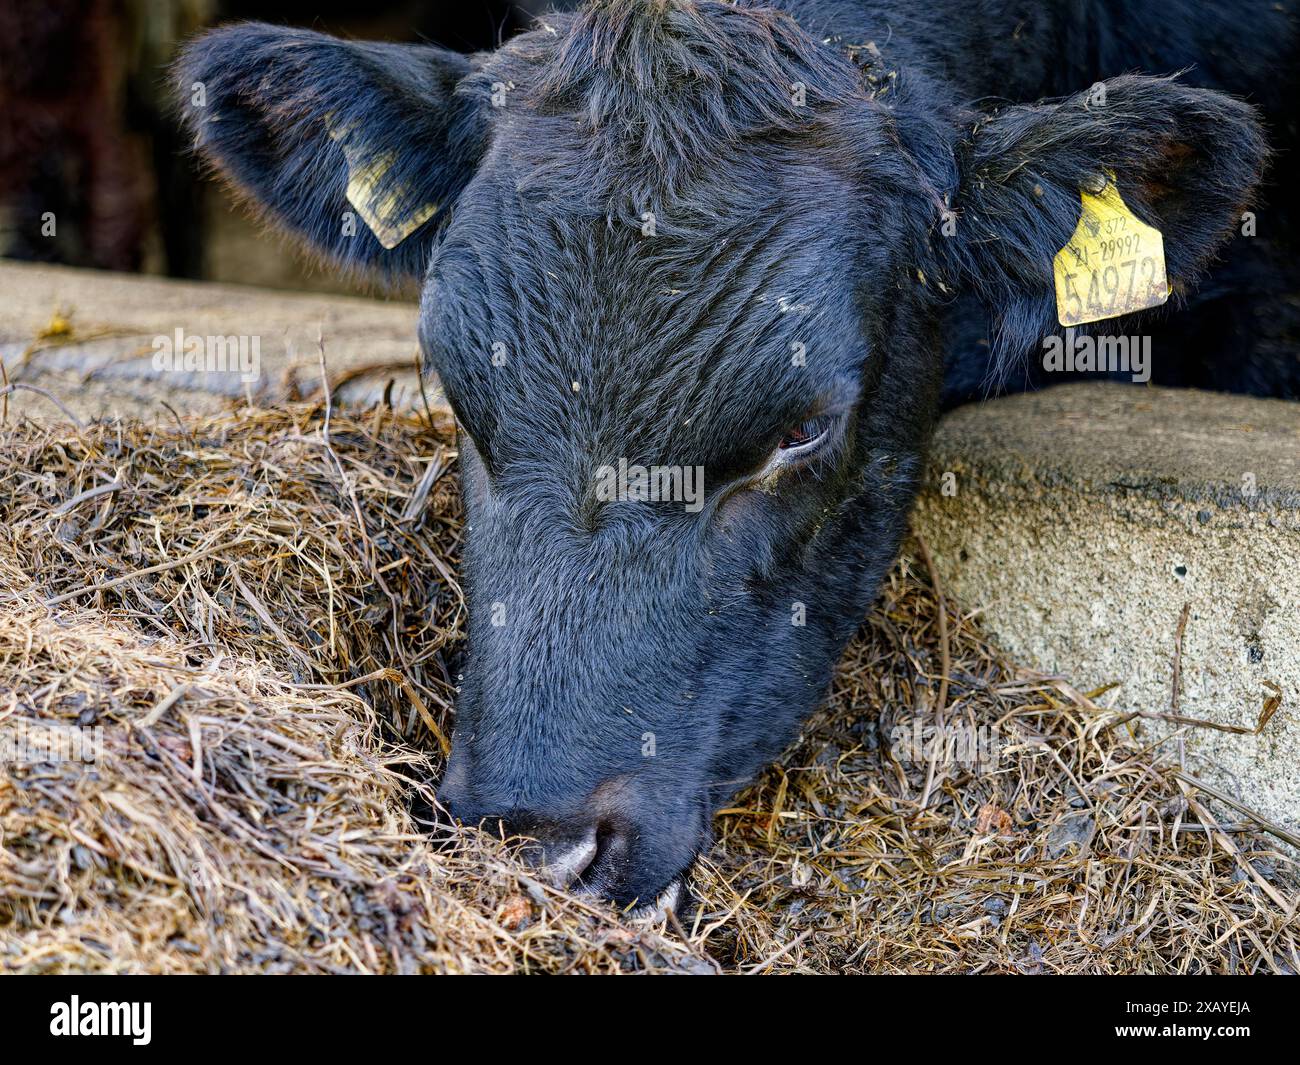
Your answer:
0;401;1295;973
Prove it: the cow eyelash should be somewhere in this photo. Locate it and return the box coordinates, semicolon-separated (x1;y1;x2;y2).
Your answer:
777;416;835;459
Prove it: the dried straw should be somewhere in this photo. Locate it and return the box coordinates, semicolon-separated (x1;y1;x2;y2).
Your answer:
0;402;1294;972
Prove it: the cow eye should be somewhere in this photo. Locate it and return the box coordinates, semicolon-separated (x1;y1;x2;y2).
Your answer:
778;416;833;455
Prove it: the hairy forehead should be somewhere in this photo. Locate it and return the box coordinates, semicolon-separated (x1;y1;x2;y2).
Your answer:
457;2;880;217
423;181;864;467
419;3;886;464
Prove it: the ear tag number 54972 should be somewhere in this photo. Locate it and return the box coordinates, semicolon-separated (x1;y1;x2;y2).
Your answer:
1054;180;1169;327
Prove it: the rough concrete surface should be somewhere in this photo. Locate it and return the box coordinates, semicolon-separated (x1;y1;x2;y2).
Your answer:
0;261;427;423
914;383;1300;836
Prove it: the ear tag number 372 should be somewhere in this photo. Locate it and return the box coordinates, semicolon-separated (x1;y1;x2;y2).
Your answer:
1053;181;1169;327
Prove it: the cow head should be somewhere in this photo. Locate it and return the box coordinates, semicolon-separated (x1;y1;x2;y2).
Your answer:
179;0;1264;908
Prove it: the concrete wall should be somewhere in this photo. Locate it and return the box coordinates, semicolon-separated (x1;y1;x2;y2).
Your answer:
914;383;1299;835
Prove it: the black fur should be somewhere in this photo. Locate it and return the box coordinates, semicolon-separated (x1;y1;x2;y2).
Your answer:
177;0;1295;906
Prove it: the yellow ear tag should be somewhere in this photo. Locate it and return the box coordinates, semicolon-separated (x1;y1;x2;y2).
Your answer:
1053;180;1169;326
326;118;439;250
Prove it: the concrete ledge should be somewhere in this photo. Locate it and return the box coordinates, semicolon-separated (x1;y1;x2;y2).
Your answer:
914;383;1300;835
0;261;425;423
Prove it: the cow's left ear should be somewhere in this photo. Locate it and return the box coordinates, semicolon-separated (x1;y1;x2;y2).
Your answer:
939;74;1268;358
175;23;491;283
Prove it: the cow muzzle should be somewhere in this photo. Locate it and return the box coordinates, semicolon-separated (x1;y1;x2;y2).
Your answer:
437;768;699;913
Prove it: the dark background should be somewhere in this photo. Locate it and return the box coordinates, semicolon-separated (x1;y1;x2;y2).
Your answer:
0;0;543;293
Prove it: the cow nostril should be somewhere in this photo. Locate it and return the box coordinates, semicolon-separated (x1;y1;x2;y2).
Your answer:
536;820;636;891
537;825;599;888
576;822;631;894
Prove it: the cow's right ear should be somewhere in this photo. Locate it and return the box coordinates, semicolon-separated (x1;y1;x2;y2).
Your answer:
930;75;1266;369
175;23;490;282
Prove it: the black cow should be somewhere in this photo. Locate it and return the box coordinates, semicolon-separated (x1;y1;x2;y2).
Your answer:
178;0;1297;910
